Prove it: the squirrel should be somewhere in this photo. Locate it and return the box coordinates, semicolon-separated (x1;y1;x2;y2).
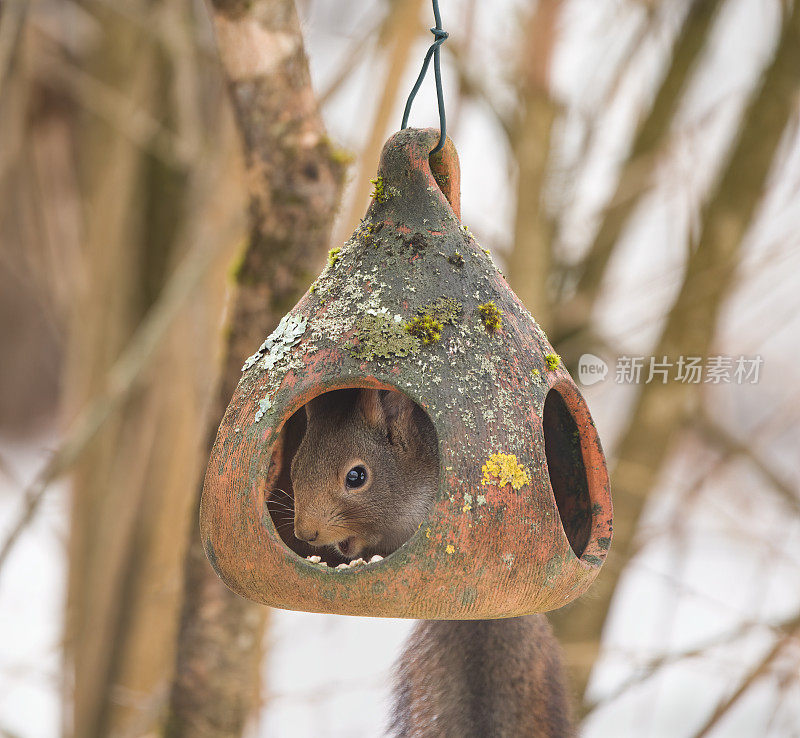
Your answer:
289;388;573;737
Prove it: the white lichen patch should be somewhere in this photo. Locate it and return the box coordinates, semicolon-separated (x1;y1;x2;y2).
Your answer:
254;396;272;423
501;553;515;569
242;312;308;372
307;259;390;346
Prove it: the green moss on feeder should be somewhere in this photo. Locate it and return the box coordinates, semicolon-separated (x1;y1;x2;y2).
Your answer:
406;314;443;344
421;297;462;325
328;247;341;267
448;251;464;267
370;176;390;203
351;313;419;360
478;301;503;333
545;353;561;371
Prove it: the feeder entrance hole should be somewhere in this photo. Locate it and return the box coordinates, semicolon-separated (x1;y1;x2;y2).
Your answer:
265;387;440;569
543;387;592;558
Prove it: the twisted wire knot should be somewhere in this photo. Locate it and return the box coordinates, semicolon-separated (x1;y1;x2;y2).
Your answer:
401;0;449;154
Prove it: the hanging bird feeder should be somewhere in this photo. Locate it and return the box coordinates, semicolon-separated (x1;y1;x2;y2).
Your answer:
200;125;612;619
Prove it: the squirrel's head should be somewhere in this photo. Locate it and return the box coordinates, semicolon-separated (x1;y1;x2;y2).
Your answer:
289;388;437;560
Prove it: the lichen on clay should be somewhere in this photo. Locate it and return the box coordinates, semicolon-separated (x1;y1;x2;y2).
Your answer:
421;297;462;325
478;301;503;334
545;353;561;371
241;312;308;373
351;311;419;360
481;452;531;490
254;396;272;424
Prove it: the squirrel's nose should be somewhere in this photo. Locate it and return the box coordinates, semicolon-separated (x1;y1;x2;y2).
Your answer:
295;527;319;543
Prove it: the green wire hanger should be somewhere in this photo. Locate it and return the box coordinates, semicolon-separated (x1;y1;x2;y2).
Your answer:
401;0;449;154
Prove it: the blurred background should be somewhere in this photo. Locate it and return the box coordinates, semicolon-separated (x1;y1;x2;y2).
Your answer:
1;0;799;736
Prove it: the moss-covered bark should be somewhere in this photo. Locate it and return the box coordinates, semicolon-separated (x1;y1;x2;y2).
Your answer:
166;1;346;735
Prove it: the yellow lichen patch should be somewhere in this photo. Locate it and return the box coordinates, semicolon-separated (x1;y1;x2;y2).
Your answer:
545;353;561;371
481;452;531;490
328;247;341;266
446;544;455;554
462;504;472;512
426;527;431;539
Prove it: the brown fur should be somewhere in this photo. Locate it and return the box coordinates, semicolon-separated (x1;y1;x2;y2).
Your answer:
290;388;573;736
390;616;573;738
290;388;438;559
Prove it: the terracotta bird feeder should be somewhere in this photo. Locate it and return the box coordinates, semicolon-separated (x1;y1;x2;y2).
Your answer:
200;128;612;619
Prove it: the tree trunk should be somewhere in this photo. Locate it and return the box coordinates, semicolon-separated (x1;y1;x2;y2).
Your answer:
166;1;346;735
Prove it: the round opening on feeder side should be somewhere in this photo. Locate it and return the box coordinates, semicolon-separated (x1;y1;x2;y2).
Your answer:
263;382;441;571
542;382;610;561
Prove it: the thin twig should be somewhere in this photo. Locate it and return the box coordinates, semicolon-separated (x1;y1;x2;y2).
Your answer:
692;614;800;738
584;611;800;718
695;407;800;518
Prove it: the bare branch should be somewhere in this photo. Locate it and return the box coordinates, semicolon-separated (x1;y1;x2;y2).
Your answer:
694;408;800;518
692;614;800;738
549;4;800;705
585;611;800;718
553;0;727;345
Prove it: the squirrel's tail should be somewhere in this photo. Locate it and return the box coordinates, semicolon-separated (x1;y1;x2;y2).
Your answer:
389;614;573;738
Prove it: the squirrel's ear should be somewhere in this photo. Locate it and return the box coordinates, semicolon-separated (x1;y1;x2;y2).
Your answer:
304;397;316;420
381;391;416;447
304;393;328;421
358;389;387;432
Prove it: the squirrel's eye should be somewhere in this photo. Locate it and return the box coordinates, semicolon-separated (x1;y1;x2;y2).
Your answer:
345;466;368;489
